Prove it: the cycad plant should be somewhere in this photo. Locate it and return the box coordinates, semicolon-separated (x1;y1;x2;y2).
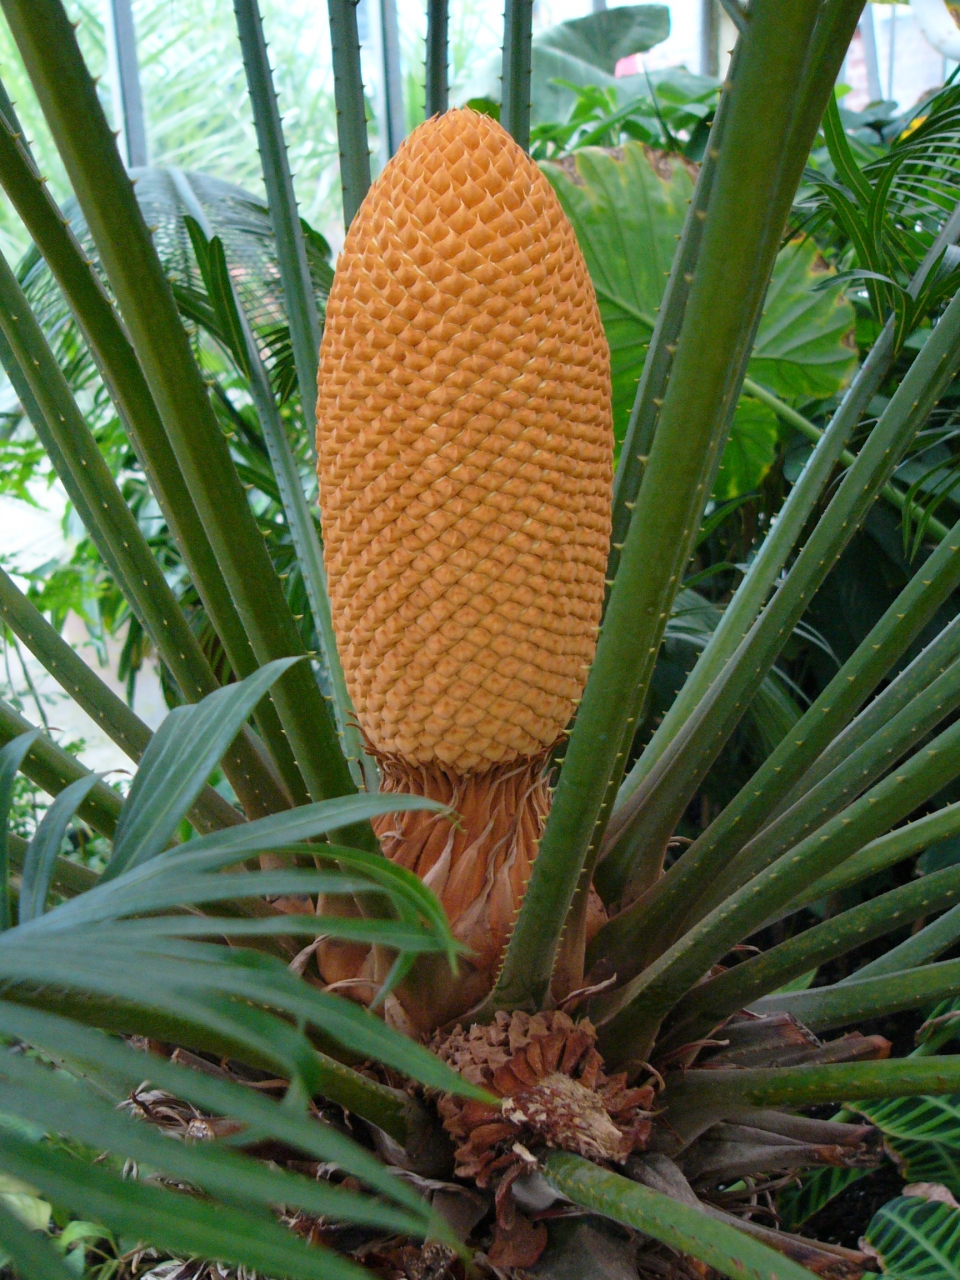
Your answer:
6;0;960;1277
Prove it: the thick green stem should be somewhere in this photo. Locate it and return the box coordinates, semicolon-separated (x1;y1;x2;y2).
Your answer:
603;73;960;872
597;283;960;950
594;696;960;1062
0;699;121;838
704;653;960;909
479;0;825;1016
666;1055;960;1116
752;958;960;1033
789;800;960;914
843;901;960;983
327;0;372;228
606;89;731;590
500;0;533;152
541;1152;818;1280
6;834;99;900
232;0;322;440
744;376;951;541
596;507;960;972
665;861;960;1044
771;612;960;822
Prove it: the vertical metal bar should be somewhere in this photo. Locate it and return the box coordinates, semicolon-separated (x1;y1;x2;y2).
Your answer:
700;0;720;76
886;2;897;102
860;3;883;103
379;0;405;156
104;0;147;167
592;0;607;12
501;0;534;151
424;0;448;117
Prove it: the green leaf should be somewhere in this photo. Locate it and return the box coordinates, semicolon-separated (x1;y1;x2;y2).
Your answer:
232;0;323;432
0;730;41;930
461;7;669;126
888;1140;960;1198
542;1151;820;1280
918;834;960;875
0;1202;72;1280
0;1173;50;1232
0;1049;437;1241
0;1131;372;1280
535;6;670;72
104;658;300;880
713;396;780;499
42;795;447;937
543;148;855;453
864;1193;960;1279
854;1094;960;1147
0;928;485;1103
778;1167;867;1230
3;0;357;809
18;773;99;923
748;237;857;400
0;1001;436;1210
0;565;239;836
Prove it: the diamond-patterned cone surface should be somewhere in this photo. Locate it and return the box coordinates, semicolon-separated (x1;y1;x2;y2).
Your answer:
316;108;613;773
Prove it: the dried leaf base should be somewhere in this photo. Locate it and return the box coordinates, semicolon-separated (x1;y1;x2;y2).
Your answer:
320;753;551;1030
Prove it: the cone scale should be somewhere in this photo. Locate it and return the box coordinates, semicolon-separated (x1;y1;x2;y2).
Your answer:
316;109;613;1028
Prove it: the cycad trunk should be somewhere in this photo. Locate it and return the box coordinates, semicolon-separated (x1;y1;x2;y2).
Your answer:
315;109;613;1027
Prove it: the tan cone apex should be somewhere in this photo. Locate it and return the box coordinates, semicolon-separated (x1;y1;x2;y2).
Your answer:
316;109;613;1018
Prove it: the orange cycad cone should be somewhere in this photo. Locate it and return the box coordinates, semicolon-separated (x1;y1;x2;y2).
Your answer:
316;108;613;1028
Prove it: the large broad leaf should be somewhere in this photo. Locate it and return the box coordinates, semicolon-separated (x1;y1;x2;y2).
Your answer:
749;238;859;400
536;6;670;72
458;7;669;126
864;1193;960;1278
778;1166;868;1229
852;1094;960;1198
854;1093;960;1145
889;1140;960;1197
665;588;800;752
104;657;299;880
543;144;857;490
713;396;782;500
542;144;687;445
